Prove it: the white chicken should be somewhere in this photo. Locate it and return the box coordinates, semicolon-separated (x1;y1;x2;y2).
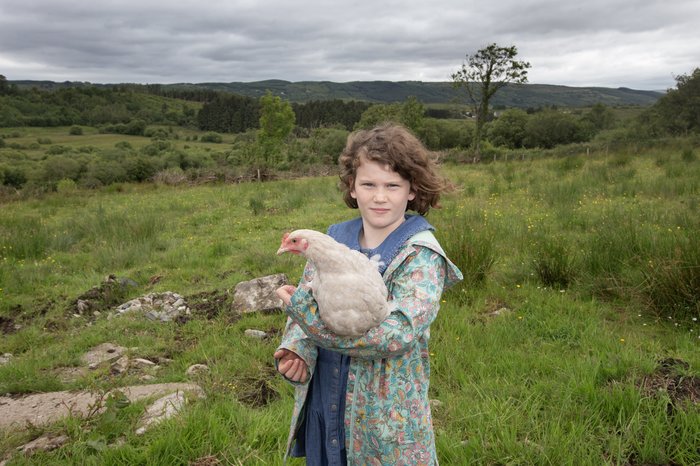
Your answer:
276;229;390;337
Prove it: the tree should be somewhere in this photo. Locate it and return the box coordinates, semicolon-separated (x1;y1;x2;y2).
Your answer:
0;74;8;95
487;108;529;148
452;43;531;157
644;68;700;135
354;97;425;133
255;91;296;169
522;110;588;149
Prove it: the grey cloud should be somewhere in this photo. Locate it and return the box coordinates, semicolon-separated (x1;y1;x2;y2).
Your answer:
0;0;697;89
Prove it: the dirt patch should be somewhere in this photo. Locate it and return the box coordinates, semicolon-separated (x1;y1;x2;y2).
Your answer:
190;455;221;466
470;297;512;323
639;358;700;413
0;315;17;335
185;290;233;320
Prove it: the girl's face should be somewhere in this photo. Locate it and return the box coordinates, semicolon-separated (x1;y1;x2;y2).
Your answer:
351;157;415;241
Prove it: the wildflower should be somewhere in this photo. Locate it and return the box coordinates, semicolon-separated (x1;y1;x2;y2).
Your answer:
620;338;625;343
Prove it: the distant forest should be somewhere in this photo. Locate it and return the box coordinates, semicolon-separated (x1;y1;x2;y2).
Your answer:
9;78;662;107
1;68;698;195
1;76;664;134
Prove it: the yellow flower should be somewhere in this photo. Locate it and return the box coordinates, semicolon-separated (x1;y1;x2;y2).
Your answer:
619;338;625;343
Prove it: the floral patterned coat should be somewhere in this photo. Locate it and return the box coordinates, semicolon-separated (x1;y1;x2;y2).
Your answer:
277;230;463;465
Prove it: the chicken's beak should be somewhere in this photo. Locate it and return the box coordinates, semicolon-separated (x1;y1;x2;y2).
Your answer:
276;246;288;255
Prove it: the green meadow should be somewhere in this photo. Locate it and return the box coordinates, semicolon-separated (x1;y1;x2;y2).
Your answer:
0;144;698;465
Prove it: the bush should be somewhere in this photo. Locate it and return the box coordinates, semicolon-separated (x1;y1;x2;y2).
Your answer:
523;110;589;149
56;178;78;193
1;166;27;188
37;137;52;145
115;141;133;151
144;127;169;139
46;145;71;155
153;168;188;185
681;148;697;163
200;132;223;143
69;126;83;135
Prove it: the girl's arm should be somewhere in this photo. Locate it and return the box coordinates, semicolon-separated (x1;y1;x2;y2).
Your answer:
284;246;446;359
275;317;317;384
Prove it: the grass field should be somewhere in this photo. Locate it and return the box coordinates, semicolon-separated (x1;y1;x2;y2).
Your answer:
0;143;698;465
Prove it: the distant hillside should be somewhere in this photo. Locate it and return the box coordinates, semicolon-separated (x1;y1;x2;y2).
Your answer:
160;80;663;107
10;79;663;108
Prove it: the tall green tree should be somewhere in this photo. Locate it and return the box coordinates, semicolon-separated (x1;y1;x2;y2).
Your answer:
452;43;531;157
255;91;295;169
648;68;700;135
354;96;425;133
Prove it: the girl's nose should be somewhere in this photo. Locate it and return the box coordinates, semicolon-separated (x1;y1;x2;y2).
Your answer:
373;189;387;202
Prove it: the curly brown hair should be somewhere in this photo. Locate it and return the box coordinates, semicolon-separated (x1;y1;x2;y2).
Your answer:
338;123;452;215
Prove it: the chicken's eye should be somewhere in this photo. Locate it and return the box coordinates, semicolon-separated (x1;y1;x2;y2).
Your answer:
291;239;297;243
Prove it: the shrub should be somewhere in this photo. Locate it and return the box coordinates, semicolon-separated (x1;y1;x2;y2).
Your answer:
153;168;188;185
56;178;78;193
200;132;223;143
69;126;83;135
37;137;52;145
115;141;133;151
1;166;27;188
681;148;697;163
46;145;71;155
144;127;169;139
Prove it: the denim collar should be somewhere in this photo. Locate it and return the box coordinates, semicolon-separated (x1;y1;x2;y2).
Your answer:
327;214;433;275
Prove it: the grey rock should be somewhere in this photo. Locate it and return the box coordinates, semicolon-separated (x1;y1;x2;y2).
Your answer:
17;434;69;455
135;391;187;435
81;343;126;369
244;329;268;339
110;356;130;375
186;364;210;377
231;274;288;314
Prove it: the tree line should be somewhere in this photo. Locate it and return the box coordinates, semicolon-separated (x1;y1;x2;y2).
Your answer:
1;64;698;196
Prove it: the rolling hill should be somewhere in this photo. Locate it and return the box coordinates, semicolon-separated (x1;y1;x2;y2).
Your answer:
10;79;663;108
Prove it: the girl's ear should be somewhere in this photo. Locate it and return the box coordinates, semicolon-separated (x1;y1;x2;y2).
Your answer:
408;191;416;201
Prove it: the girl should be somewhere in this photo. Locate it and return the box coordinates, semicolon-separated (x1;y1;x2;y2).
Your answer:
274;123;462;465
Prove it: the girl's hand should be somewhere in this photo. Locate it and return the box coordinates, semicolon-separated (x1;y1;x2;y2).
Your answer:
276;285;297;306
274;348;309;383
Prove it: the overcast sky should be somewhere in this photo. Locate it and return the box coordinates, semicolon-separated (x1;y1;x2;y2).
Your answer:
1;0;697;90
